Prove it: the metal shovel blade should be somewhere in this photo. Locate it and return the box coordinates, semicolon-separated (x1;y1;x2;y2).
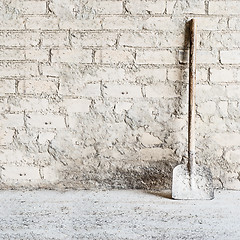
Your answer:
172;164;214;200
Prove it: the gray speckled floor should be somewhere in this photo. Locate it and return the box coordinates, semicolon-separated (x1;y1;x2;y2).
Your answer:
0;190;239;240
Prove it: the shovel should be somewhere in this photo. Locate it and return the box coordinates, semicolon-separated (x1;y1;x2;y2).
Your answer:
172;19;214;200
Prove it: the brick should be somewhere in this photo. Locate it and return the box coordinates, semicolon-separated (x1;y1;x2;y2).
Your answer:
159;32;184;48
26;114;66;128
126;0;165;15
199;32;240;50
79;83;101;97
0;19;25;30
81;67;125;83
143;17;184;31
236;70;240;83
139;148;174;161
86;0;122;15
103;16;143;30
62;99;91;113
26;49;49;61
197;115;227;133
136;50;176;64
196;68;209;83
168;68;204;82
0;62;38;77
60;19;102;30
38;132;56;144
198;101;216;115
213;133;240;147
199;50;218;64
26;16;59;30
41;63;59;77
8;98;48;112
168;118;186;132
0;150;24;164
119;32;158;48
95;50;134;64
167;1;205;14
0;98;5;112
59;82;101;97
52;49;92;63
196;85;226;102
2;113;24;128
145;83;177;98
168;68;186;81
16;0;46;14
128;68;166;83
229;18;240;30
224;177;240;190
178;50;218;64
0;80;15;96
226;85;240;99
0;129;15;145
220;51;240;64
228;101;240;118
41;166;59;183
71;32;117;47
210;69;234;83
2;165;41;181
226;150;240;164
0;49;25;61
169;68;207;84
114;102;132;114
42;31;69;47
140;133;162;146
103;84;142;98
218;101;228;118
209;1;240;15
0;32;40;47
195;17;228;31
18;80;58;95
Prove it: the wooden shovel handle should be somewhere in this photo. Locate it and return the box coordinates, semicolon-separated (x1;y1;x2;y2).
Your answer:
188;19;197;168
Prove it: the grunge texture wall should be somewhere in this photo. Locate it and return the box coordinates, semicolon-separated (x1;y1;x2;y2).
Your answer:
0;0;240;190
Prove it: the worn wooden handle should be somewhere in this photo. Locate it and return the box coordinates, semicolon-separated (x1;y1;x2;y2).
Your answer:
188;19;197;170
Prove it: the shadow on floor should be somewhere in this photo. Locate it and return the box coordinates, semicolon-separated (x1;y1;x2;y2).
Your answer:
145;190;173;200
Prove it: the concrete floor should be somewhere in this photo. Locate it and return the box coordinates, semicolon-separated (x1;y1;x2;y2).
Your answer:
0;190;239;240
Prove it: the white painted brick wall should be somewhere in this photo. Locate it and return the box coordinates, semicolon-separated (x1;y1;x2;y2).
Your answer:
0;0;239;190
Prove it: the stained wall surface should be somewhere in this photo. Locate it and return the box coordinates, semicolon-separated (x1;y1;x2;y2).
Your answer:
0;0;240;189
